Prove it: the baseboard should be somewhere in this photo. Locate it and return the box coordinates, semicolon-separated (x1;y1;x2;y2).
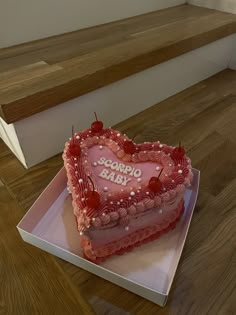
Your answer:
3;34;235;168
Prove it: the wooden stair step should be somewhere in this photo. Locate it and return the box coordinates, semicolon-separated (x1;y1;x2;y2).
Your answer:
0;4;236;124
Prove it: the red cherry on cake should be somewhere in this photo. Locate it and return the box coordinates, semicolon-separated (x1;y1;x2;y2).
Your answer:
70;144;81;156
91;112;103;133
86;176;100;208
123;140;136;154
171;141;185;160
70;125;81;156
148;169;163;192
86;190;100;208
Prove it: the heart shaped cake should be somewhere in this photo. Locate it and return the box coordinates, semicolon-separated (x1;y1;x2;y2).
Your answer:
63;121;193;263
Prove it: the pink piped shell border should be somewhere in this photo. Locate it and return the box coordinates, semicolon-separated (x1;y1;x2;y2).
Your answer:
63;128;193;232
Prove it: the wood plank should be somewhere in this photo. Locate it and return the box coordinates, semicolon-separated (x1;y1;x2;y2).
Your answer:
0;185;95;314
0;69;235;314
0;61;62;90
0;5;236;123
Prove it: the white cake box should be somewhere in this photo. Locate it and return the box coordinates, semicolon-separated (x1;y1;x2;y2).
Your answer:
17;168;200;307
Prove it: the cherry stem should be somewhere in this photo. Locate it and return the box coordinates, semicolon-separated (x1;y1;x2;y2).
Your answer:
88;176;95;194
72;125;74;145
94;112;98;121
157;168;163;180
179;141;181;151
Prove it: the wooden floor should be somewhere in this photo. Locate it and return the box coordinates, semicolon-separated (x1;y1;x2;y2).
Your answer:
1;4;236;123
0;69;236;314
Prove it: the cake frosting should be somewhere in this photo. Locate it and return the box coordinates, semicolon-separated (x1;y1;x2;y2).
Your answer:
63;123;193;263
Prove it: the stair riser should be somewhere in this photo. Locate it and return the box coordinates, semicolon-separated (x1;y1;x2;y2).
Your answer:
1;0;185;48
3;34;235;168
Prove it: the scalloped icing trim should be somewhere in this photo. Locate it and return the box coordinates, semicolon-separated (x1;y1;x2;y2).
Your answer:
63;128;193;232
81;201;184;263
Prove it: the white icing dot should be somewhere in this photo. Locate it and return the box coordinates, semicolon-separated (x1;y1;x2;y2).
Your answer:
165;174;168;177
178;170;183;174
76;135;80;139
102;213;106;216
117;202;120;205
120;199;123;202
110;201;113;205
169;163;172;167
96;137;99;140
89;130;92;133
128;197;131;200
75;163;78;167
93;162;97;167
84;160;88;164
108;193;112;197
134;202;137;205
103;187;108;192
117;133;120;137
137;178;142;182
83;209;87;214
130;191;135;196
74;157;77;161
84;188;88;192
159;144;163;148
125;226;129;231
163;188;166;191
172;180;175;183
99;145;103;150
78;179;83;184
178;164;181;167
157;151;161;154
146;191;149;195
81;198;85;202
138;186;142;190
144;151;147;154
159;209;163;214
137;190;140;193
73;187;75;190
156;166;160;171
152;144;154;148
79;231;84;236
92;218;96;222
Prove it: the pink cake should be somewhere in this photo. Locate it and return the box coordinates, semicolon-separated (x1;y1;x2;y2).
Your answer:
63;119;193;263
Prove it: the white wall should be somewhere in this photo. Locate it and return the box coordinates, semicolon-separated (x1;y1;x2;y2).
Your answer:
229;35;236;69
188;0;236;13
0;0;185;48
0;118;27;166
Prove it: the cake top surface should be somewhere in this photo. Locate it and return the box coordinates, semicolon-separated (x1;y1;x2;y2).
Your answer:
63;125;193;232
